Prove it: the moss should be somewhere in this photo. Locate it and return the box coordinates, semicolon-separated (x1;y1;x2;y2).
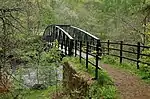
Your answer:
63;57;118;99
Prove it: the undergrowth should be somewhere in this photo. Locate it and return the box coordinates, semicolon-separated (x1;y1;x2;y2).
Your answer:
0;85;61;99
63;57;118;99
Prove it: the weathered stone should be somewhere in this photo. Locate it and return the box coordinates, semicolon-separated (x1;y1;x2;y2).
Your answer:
63;62;90;99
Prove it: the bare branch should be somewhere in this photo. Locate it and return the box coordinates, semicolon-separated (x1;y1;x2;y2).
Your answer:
0;8;21;12
4;17;23;33
9;12;26;29
121;17;143;34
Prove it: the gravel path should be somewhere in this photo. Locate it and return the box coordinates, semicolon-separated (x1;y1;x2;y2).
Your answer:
101;64;150;99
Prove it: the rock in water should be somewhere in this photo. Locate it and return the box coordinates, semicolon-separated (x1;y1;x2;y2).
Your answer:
31;84;47;90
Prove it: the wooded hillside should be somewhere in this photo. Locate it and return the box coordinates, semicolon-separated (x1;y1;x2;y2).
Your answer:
0;0;150;99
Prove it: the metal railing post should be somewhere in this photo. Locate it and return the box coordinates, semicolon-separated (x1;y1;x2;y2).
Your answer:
86;42;89;69
107;40;110;55
79;41;82;63
68;39;74;56
65;37;68;55
75;40;77;57
120;41;123;64
58;29;61;44
95;40;100;80
61;33;65;50
137;42;140;69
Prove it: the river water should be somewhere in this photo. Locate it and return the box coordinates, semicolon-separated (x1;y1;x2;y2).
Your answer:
13;65;63;88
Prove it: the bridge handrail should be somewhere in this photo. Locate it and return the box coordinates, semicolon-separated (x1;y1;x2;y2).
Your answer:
71;26;99;40
43;25;51;36
43;24;102;80
56;26;73;40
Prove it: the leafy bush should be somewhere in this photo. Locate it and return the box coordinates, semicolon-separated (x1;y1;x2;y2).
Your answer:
140;31;150;80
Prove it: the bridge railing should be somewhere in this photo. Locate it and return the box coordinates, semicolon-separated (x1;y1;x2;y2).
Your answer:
59;25;100;51
70;26;99;40
70;26;99;48
55;26;74;56
101;40;150;69
44;25;150;79
43;25;74;56
69;26;102;79
44;25;103;80
74;39;101;79
57;25;102;79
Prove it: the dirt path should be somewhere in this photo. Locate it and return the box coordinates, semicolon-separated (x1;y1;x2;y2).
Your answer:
101;64;150;99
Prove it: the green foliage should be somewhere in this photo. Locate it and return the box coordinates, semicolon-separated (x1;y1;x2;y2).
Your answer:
0;33;62;98
0;85;61;99
141;31;150;61
1;0;150;98
102;55;150;83
102;55;119;65
54;0;146;43
89;83;117;99
63;57;118;99
140;24;150;80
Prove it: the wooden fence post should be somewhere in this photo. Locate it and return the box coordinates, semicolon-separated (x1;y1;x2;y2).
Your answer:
120;41;123;64
107;40;110;55
95;40;100;80
86;42;89;69
137;42;140;69
79;41;82;63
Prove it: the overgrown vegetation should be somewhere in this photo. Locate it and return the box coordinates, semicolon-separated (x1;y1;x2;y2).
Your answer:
0;36;62;98
0;0;150;98
0;85;62;99
54;0;150;44
63;57;119;99
102;55;150;83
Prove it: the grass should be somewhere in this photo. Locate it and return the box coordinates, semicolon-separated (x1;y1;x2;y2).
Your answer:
63;57;119;99
102;55;150;83
0;85;61;99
